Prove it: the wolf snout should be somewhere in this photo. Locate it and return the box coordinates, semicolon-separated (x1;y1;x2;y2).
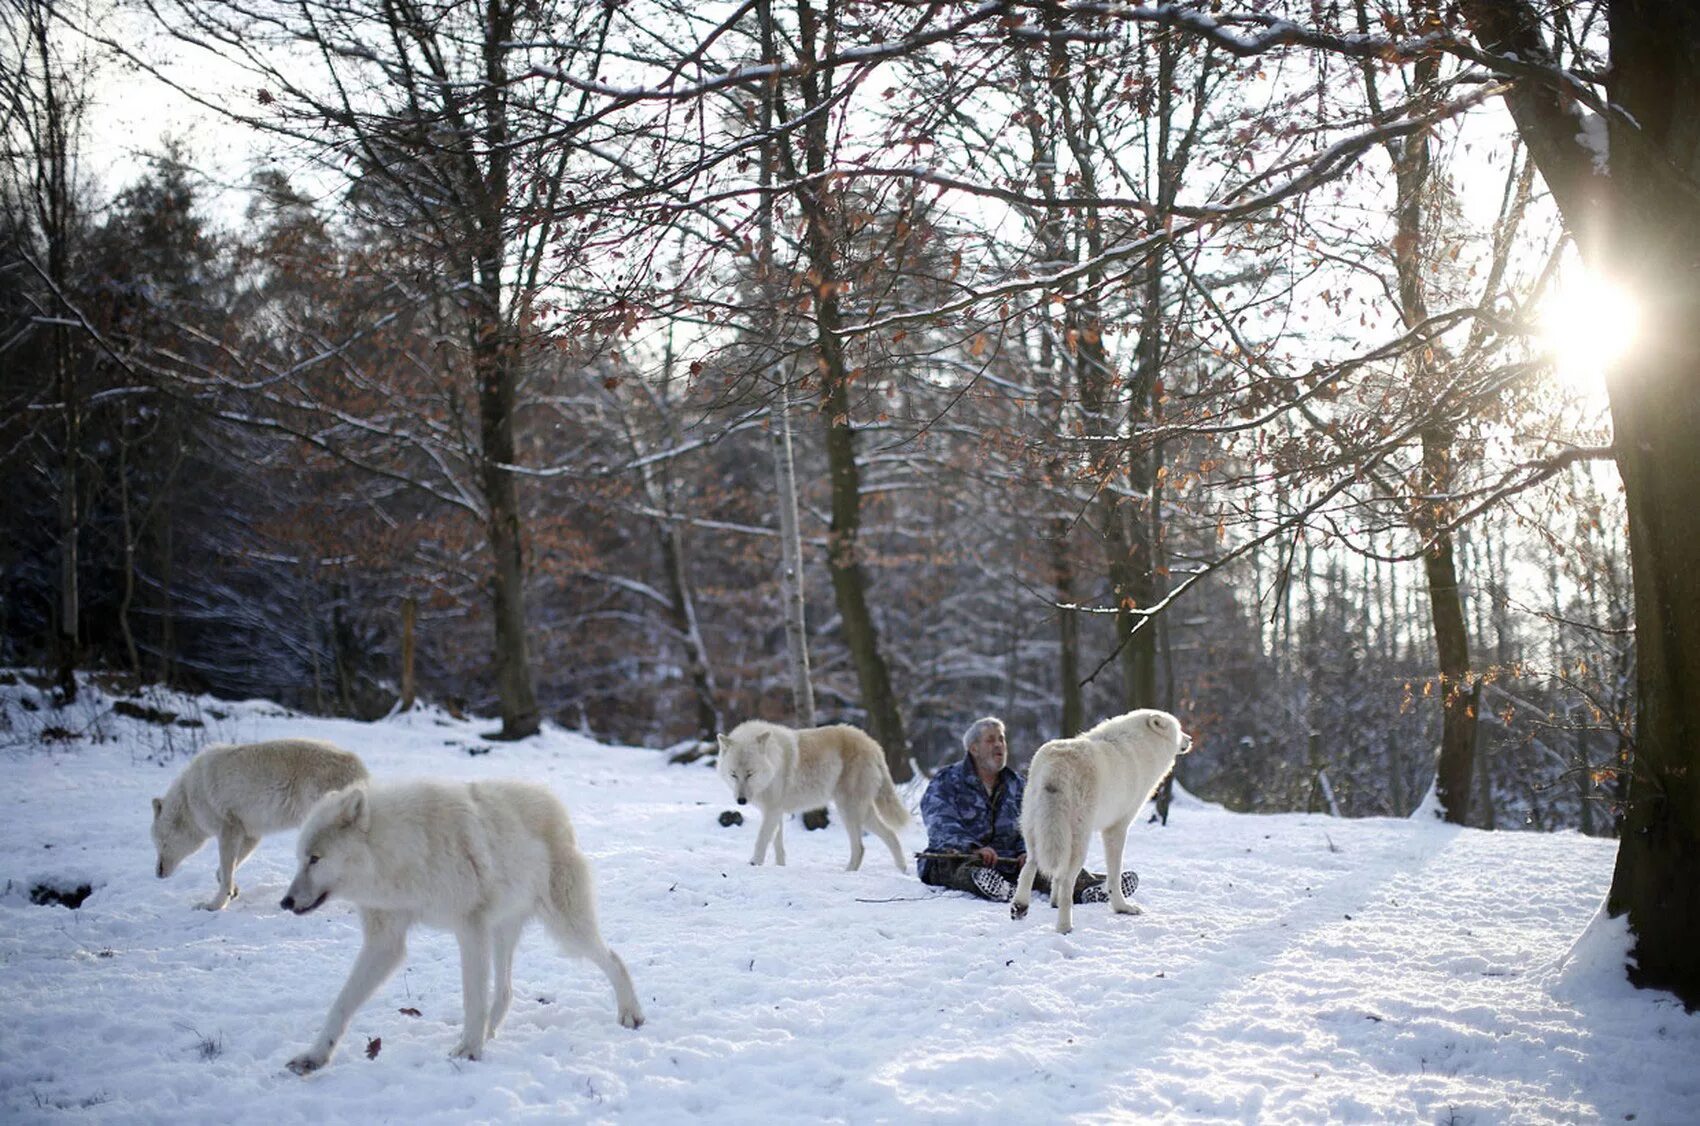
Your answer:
156;861;166;878
736;796;747;805
281;890;329;915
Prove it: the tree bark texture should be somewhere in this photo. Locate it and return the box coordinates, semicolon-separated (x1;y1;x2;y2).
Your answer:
1598;0;1700;1009
475;327;541;740
468;1;539;740
399;596;418;712
759;0;816;729
1370;5;1477;825
1462;0;1700;1005
771;379;817;727
793;0;909;779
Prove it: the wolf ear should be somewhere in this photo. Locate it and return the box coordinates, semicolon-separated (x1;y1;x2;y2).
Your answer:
717;734;730;753
333;786;371;832
152;797;163;818
1146;713;1169;734
756;731;771;745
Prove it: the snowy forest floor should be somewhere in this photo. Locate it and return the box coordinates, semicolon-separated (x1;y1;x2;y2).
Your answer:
1;676;1695;1124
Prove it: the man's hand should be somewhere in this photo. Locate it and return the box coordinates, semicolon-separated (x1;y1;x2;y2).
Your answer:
975;846;998;867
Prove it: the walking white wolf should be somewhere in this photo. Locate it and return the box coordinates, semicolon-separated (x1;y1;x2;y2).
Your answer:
278;779;643;1073
151;738;368;911
716;720;910;871
1012;709;1193;934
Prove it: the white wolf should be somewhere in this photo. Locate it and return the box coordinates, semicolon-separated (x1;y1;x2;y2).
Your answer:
1012;709;1194;934
279;778;643;1074
717;719;910;871
152;738;368;911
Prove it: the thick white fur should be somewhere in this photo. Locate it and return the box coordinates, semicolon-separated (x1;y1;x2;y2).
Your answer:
279;779;643;1074
716;720;910;871
151;738;368;910
1012;709;1193;934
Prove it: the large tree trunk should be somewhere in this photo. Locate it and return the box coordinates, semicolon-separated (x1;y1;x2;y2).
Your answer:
1012;32;1082;736
1598;0;1700;1004
792;0;909;780
470;5;539;741
1462;0;1700;1006
474;324;541;739
820;364;909;780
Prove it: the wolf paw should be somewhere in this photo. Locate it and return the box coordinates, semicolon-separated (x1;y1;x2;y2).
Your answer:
1010;901;1028;921
1113;901;1144;915
198;897;231;912
619;1006;645;1030
287;1052;327;1076
449;1040;483;1061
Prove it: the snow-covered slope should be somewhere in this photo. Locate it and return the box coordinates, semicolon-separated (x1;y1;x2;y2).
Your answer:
1;678;1695;1124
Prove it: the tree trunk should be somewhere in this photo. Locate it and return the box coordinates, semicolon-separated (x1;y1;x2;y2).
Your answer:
1052;519;1083;736
1422;425;1476;826
758;1;816;729
657;507;719;741
791;0;909;780
1012;31;1081;737
475;325;540;739
31;6;78;702
469;1;539;741
1461;0;1700;1005
1596;0;1700;1010
399;596;418;712
771;377;817;727
820;366;909;779
1365;3;1476;824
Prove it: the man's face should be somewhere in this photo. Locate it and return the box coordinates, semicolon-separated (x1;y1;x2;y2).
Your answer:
968;726;1008;775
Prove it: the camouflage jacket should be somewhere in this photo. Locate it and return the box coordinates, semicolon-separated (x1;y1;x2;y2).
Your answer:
918;754;1026;881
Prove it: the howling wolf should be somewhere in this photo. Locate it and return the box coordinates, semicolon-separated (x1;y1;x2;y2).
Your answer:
716;719;910;871
152;738;368;910
1012;710;1193;934
279;779;643;1073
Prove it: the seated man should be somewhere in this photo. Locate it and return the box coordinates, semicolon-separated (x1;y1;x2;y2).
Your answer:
918;716;1137;904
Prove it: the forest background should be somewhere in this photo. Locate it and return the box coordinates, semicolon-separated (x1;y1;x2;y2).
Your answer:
6;0;1694;998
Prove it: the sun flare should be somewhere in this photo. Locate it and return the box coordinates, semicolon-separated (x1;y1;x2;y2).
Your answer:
1538;273;1642;391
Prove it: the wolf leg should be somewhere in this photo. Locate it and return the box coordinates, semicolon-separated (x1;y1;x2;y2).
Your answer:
543;865;645;1030
451;918;494;1060
289;909;408;1074
486;916;526;1040
1101;818;1142;915
584;943;644;1030
752;808;782;865
841;809;866;871
771;818;786;866
1054;836;1087;934
202;821;255;910
1011;855;1039;921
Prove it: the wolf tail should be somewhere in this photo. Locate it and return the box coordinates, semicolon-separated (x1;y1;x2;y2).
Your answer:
873;765;911;830
1021;747;1082;877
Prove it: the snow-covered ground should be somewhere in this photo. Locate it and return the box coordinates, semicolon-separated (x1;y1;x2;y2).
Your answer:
1;677;1695;1124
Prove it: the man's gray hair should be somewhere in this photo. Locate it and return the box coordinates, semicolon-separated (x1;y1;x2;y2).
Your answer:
961;716;1005;754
